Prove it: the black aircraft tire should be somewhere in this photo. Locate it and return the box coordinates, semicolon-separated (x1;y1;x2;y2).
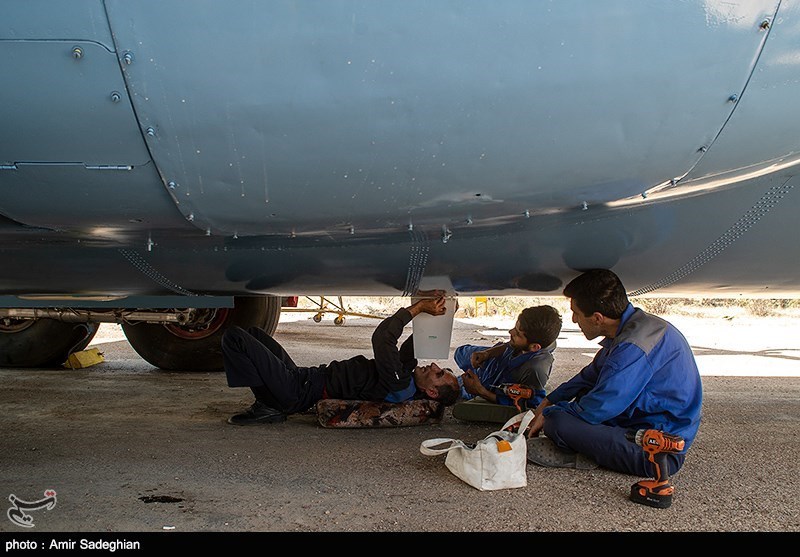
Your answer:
0;319;99;368
121;296;281;371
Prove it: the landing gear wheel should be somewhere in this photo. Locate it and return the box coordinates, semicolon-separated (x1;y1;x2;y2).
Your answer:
0;318;99;368
121;295;281;371
334;315;345;326
313;313;323;323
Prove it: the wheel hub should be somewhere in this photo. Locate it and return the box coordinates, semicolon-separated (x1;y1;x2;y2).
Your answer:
163;308;230;340
0;317;35;333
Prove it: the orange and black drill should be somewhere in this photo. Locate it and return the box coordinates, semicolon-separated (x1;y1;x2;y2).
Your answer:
626;429;685;509
491;383;534;412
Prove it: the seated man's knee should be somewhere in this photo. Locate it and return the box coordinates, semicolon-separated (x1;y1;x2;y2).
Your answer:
453;345;479;370
541;409;598;452
453;346;469;369
542;407;572;438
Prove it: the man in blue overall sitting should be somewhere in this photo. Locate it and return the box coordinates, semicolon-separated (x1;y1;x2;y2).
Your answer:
452;305;562;422
527;269;703;476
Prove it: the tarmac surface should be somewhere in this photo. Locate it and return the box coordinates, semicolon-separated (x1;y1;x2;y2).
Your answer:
1;308;798;541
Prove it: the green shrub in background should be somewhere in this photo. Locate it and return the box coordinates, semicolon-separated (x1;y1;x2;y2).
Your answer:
307;296;800;319
635;297;800;318
451;296;800;319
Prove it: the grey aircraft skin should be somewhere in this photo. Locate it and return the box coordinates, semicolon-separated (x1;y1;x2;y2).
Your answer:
1;0;800;369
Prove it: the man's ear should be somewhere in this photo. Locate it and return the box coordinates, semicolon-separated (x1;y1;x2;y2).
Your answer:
425;387;439;399
527;342;542;352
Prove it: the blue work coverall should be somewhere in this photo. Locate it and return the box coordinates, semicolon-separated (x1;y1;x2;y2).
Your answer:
454;342;555;408
543;303;702;477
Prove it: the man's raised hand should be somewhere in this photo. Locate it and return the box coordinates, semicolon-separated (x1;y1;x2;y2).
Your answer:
410;289;448;317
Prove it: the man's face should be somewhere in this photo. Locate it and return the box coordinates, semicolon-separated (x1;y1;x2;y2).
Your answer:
570;298;602;340
508;319;530;350
414;362;459;396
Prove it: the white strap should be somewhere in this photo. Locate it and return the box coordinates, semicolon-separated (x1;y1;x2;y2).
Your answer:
500;410;536;434
420;438;466;456
421;410;535;456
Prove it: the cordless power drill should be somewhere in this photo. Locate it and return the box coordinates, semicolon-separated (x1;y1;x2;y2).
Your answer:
626;429;685;509
491;383;533;412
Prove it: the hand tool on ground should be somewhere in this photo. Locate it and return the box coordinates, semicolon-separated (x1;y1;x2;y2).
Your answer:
626;429;685;509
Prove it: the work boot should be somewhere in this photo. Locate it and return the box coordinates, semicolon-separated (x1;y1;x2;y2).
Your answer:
526;436;598;470
228;400;287;426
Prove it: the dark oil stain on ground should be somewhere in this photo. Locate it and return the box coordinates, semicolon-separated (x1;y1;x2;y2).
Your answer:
139;495;184;504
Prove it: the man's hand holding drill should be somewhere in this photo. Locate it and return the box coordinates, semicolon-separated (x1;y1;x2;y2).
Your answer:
462;368;499;404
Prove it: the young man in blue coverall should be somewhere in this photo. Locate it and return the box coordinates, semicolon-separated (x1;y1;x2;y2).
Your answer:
455;305;562;410
527;269;703;477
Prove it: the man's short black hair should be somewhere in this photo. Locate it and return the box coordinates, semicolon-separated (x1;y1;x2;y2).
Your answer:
434;383;460;406
563;269;629;319
517;305;562;347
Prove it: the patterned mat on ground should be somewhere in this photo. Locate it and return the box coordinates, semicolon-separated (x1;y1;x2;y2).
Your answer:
316;399;444;428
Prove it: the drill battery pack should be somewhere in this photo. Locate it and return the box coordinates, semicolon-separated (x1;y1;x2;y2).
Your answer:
630;480;675;509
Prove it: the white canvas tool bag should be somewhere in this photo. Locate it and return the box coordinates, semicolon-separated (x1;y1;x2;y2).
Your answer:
419;410;535;491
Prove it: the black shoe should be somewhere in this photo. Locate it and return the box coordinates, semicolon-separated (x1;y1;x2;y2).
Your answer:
228;401;287;426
